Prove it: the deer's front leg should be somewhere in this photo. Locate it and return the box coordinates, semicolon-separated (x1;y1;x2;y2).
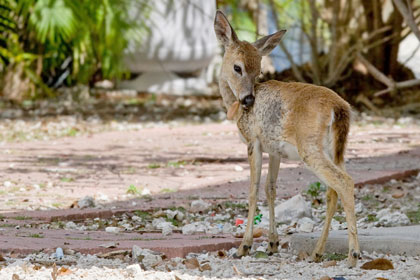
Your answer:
265;155;280;254
237;140;262;257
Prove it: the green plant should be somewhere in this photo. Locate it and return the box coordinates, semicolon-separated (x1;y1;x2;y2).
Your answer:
147;163;161;169
406;206;420;224
323;252;347;261
366;214;379;222
30;233;43;238
306;182;326;199
60;177;74;183
126;185;140;195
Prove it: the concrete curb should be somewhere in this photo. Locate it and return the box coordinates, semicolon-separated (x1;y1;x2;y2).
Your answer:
291;225;420;256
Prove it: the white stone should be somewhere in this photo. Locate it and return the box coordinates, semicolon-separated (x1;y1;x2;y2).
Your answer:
161;224;173;236
275;195;312;223
222;223;233;234
77;196;95;209
3;181;12;188
376;209;410;226
297;217;315;233
65;221;78;230
355;202;363;214
234;165;244;172
182;223;196;235
105;226;120;233
132;246;162;268
190;199;210;213
126;264;142;276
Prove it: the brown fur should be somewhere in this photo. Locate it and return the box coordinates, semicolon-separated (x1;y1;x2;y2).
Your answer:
214;10;360;267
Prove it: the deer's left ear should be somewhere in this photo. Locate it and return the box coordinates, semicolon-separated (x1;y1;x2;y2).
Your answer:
252;30;287;56
214;10;239;46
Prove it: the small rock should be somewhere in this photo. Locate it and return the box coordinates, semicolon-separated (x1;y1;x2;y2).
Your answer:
77;196;95;209
105;227;120;233
410;264;420;278
297;217;315;233
65;221;78;230
190;199;210;213
355;202;363;214
253;228;263;238
161;224;172;236
322;260;337;268
132;246;162;268
126;264;142;276
100;242;118;248
275;195;312;223
361;258;394;270
320;277;331;280
184;258;200;269
234;165;244;172
376;209;410;226
182;224;196;235
55;248;64;260
200;263;212;271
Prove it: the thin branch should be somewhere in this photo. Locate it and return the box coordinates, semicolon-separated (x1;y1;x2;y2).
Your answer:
393;0;420;42
268;0;306;82
356;53;394;88
374;79;420;97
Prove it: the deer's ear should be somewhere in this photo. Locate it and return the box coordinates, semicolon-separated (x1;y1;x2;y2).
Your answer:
252;30;286;56
214;10;238;46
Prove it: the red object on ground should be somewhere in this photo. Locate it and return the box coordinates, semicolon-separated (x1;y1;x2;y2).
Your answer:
235;218;244;226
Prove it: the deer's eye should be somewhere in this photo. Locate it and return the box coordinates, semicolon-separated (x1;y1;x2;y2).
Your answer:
233;65;242;75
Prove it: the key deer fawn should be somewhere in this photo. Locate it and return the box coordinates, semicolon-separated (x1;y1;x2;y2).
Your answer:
214;11;360;267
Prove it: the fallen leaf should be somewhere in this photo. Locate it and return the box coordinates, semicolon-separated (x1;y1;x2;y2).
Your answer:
234;232;244;238
254;251;269;259
281;241;289;249
174;275;182;280
33;265;42;271
297;251;309;261
217;250;227;258
361;258;394;270
51;263;58;280
58;267;72;276
253;228;263;238
227;101;240;120
322;260;337;268
319;276;331;280
0;254;5;262
391;190;404;199
232;264;243;276
99;242;118;248
183;258;200;269
12;274;20;280
376;278;389;280
200;263;212;271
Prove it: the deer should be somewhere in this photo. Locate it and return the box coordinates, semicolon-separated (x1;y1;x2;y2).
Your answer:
214;10;360;267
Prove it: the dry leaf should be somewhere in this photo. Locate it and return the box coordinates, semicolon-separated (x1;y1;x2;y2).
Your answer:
319;276;331;280
391;190;404;199
232;264;243;276
227;101;240;120
51;263;58;280
33;265;42;271
200;263;212;271
99;242;118;248
217;250;227;258
233;232;244;238
376;278;389;280
322;260;337;268
253;228;263;238
183;258;200;269
297;251;309;261
12;274;20;280
58;267;73;276
174;275;182;280
361;258;394;270
281;241;289;249
0;254;5;262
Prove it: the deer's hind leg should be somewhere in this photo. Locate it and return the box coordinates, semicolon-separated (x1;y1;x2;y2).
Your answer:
311;187;338;262
298;146;360;268
265;154;281;254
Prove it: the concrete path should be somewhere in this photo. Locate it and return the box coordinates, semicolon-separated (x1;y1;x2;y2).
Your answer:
291;225;420;256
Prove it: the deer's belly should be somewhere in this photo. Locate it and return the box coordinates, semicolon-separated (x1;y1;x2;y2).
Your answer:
261;140;300;160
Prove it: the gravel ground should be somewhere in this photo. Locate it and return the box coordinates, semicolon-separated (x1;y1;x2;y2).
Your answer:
2;175;420;279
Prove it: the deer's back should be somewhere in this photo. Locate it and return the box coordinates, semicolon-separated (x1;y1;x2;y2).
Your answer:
237;80;350;155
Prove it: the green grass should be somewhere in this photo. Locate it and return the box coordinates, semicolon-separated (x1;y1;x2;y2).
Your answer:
126;185;141;195
160;188;176;193
13;216;31;220
306;182;326;199
323;253;347;261
406;206;420;224
366;214;379;222
167;160;187;168
147;163;161;169
66;128;78;137
333;215;346;223
30;234;43;238
361;194;374;201
60;177;74;183
134;210;152;220
223;201;247;209
0;223;15;227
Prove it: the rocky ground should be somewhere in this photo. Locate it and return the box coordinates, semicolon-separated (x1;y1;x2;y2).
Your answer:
1;93;420;279
1;174;420;279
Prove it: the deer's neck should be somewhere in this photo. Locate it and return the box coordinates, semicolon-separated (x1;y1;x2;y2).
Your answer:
218;78;237;110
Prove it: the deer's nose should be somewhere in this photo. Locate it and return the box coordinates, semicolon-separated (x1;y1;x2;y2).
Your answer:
241;95;255;108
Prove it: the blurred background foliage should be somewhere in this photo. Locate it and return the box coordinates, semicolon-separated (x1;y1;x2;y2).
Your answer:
0;0;149;100
0;0;419;109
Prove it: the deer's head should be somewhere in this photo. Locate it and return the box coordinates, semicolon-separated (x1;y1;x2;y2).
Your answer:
214;10;286;108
